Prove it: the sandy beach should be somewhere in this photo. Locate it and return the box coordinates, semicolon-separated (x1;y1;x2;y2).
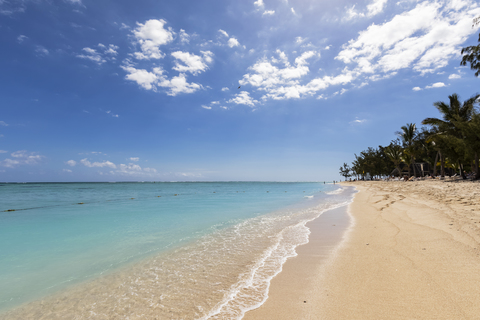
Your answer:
244;180;480;319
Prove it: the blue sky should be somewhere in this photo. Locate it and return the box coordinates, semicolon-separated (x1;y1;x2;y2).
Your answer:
1;0;479;182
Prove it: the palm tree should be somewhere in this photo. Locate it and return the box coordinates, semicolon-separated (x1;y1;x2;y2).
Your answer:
396;123;417;177
422;94;480;178
461;33;480;77
384;144;403;178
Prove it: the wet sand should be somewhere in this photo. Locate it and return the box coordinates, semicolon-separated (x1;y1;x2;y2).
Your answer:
244;180;480;319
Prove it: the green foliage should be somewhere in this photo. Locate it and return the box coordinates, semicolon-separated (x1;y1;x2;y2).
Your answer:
461;33;480;77
339;163;352;179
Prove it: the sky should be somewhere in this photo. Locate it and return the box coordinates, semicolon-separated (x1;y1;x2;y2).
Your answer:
1;0;479;182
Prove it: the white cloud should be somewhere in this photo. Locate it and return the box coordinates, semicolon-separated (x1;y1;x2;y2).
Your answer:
106;110;119;118
80;158;117;168
350;118;367;124
412;86;422;91
202;105;212;109
122;66;159;90
77;47;106;64
158;73;202;96
78;44;118;64
171;51;213;75
66;160;77;166
367;0;389;16
0;150;7;153
221;87;230;91
345;0;388;20
11;150;27;158
239;50;329;100
218;29;229;37
254;0;264;8
17;35;28;43
228;91;258;107
35;46;49;56
296;37;306;44
291;8;296;15
0;121;8;126
103;44;119;55
337;1;480;77
425;82;446;89
448;74;461;79
228;38;240;48
179;29;190;44
263;10;275;15
132;19;174;60
75;157;158;176
63;169;72;173
1;150;44;168
1;159;20;168
122;66;202;96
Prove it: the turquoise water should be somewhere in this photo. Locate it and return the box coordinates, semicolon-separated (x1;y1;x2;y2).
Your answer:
0;182;352;318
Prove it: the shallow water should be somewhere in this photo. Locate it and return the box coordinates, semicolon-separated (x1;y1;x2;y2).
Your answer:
0;182;353;319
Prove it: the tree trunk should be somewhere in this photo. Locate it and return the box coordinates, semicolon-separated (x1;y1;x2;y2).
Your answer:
433;151;439;176
475;152;479;180
412;158;416;177
440;152;445;178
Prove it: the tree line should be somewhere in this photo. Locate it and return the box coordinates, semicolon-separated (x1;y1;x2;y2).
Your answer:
340;30;480;181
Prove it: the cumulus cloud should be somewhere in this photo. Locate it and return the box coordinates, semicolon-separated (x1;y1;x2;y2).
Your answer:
345;0;388;20
77;157;158;176
158;73;202;96
448;74;461;79
77;47;105;64
1;150;44;168
412;86;422;91
122;66;159;90
239;50;334;100
66;160;77;166
228;38;240;48
254;0;264;8
132;19;174;60
201;105;212;109
263;10;275;15
337;0;480;76
221;87;230;91
218;29;229;37
80;158;117;168
77;44;118;65
425;82;446;89
122;65;203;95
228;91;258;107
171;51;213;75
179;29;190;44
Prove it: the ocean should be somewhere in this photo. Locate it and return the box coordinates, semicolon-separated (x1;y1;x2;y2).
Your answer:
0;182;354;319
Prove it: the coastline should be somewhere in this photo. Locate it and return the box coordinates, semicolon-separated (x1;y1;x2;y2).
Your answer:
244;180;480;319
243;190;355;320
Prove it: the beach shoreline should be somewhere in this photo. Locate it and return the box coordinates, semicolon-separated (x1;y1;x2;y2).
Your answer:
244;180;480;319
